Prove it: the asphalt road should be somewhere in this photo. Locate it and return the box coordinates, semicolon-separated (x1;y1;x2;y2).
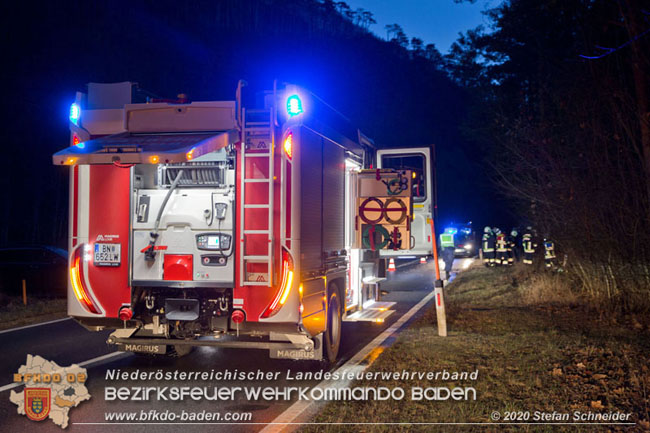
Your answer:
0;259;471;432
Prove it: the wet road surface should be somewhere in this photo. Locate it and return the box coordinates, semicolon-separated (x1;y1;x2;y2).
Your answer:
0;258;472;432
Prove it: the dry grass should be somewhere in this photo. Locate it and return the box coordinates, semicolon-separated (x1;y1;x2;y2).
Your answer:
0;296;67;330
550;258;650;314
303;266;650;432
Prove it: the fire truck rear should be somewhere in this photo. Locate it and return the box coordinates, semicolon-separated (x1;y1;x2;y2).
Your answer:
54;81;432;361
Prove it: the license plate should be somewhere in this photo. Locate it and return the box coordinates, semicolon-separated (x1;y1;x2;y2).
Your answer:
94;243;121;267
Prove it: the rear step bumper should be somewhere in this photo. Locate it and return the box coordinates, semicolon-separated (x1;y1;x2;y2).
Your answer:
107;334;323;360
344;301;396;322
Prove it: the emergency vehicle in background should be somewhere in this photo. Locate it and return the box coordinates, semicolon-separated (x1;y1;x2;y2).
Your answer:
452;222;477;258
53;81;433;361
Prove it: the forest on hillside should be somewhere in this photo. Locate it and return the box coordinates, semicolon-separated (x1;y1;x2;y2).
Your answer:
447;0;650;310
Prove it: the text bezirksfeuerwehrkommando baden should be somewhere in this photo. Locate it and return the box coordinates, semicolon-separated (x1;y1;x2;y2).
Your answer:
105;385;476;402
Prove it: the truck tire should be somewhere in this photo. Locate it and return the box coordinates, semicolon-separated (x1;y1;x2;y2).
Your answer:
171;344;193;358
324;285;342;363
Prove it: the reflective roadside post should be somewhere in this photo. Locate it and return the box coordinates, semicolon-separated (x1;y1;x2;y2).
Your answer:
22;279;27;306
430;217;447;337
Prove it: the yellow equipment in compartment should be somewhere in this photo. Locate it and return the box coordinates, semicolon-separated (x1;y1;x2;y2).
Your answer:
354;169;413;251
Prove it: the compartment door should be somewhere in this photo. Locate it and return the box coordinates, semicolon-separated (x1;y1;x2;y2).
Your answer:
376;147;434;257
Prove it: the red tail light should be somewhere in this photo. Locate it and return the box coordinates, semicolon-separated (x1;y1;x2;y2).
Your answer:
261;248;294;318
70;246;101;314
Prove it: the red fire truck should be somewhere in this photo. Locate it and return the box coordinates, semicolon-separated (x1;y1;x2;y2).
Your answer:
53;81;433;361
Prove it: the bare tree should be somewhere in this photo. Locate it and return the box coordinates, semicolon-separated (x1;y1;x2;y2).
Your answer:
361;10;376;29
385;23;399;41
333;1;350;15
410;37;424;55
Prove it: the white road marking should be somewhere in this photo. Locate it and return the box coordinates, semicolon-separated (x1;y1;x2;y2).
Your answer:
259;288;437;433
0;317;71;335
395;258;420;269
0;351;128;393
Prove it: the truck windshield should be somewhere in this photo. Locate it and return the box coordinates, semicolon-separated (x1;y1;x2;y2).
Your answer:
381;153;426;202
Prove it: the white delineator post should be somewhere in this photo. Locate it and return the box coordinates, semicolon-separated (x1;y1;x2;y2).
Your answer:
433;279;447;337
430;218;447;337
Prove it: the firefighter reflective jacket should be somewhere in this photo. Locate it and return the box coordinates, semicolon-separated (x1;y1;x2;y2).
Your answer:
482;233;494;252
522;233;536;253
544;241;556;259
440;233;455;248
496;233;507;251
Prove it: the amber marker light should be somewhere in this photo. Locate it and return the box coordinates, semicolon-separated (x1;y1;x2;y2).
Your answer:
70;252;100;314
283;133;293;160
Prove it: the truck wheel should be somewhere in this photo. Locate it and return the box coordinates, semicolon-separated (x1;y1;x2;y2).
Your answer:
170;344;193;358
324;285;342;363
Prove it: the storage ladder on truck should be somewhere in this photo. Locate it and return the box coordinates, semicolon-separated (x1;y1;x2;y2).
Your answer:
239;108;274;288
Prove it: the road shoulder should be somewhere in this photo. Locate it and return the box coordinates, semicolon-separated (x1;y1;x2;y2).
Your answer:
0;297;67;331
302;265;650;431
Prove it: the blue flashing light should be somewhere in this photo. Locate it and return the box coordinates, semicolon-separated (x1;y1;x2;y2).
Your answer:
286;94;303;117
444;227;458;234
70;103;80;125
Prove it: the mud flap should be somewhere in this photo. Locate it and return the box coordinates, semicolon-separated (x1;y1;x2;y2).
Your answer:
269;334;323;360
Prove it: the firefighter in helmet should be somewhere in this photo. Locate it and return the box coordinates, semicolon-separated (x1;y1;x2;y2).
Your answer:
439;227;456;277
544;237;556;269
522;227;536;265
482;226;495;267
494;228;508;265
513;229;523;262
506;229;517;265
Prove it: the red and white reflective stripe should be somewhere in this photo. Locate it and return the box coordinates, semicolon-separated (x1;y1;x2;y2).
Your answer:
140;245;168;253
72;166;79;248
70;245;102;314
261;249;294;318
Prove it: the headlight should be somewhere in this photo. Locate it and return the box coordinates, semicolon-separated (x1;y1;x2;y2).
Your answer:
464;243;472;250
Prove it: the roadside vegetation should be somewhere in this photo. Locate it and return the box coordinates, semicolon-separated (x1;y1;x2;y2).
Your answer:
0;295;66;331
447;0;650;313
305;265;650;432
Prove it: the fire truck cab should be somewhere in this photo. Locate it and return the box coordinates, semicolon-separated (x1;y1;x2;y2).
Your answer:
54;81;433;361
